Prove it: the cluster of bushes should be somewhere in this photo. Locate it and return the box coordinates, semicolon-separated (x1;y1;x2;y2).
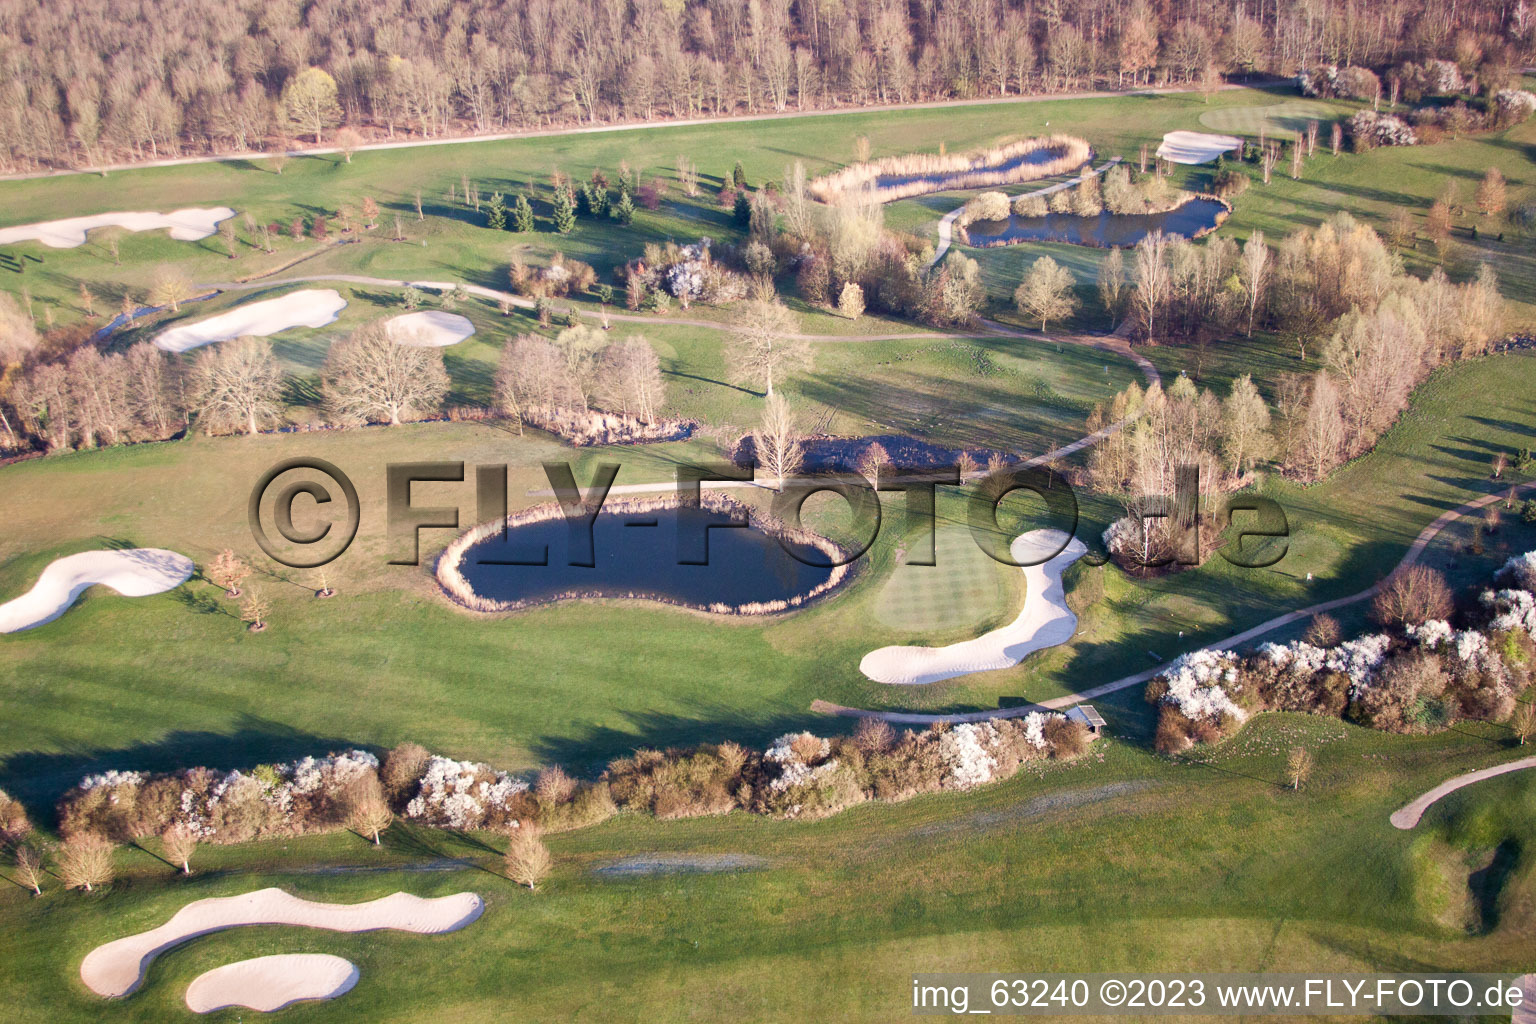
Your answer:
58;751;382;842
1147;555;1536;753
1408;91;1536;142
607;714;1091;821
0;788;30;846
46;713;1094;849
1348;110;1419;148
616;238;751;311
508;252;598;299
1299;64;1383;101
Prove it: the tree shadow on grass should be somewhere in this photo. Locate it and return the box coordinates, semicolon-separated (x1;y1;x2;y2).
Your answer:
524;707;856;777
0;720;370;826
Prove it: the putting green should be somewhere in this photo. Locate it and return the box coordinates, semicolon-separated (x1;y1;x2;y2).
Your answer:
872;526;1018;633
1199;100;1338;138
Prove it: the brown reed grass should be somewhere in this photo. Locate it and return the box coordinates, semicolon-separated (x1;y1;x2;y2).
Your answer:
808;135;1092;204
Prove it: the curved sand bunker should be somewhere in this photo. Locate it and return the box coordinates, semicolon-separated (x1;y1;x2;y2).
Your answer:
0;548;193;634
0;208;235;249
1156;130;1242;165
154;289;347;352
386;311;475;347
860;529;1086;685
81;888;484;999
185;954;359;1014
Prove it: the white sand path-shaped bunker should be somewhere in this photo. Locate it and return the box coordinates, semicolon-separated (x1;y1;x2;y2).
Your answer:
860;529;1087;685
81;888;484;999
154;289;347;352
385;311;475;347
0;548;193;633
185;954;359;1014
1155;130;1243;165
0;208;235;249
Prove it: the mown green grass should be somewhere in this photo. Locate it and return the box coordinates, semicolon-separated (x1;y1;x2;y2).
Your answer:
3;90;1536;1022
1;717;1532;1023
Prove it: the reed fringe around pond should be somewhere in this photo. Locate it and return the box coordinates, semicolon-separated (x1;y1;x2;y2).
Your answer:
435;492;853;616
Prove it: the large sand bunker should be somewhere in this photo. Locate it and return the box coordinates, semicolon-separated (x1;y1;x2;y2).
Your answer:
385;311;475;347
154;289;347;352
0;208;235;249
860;529;1086;685
80;888;484;999
185;954;359;1013
1155;130;1242;165
0;548;193;633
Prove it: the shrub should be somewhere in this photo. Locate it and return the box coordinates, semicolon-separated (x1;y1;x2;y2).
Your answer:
504;823;551;890
1013;194;1049;217
1355;649;1452;733
0;788;29;845
381;742;431;804
403;756;532;831
1211;168;1250;199
59;835;115;891
1372;565;1453;628
605;743;750;819
959;191;1011;226
1348;110;1417;148
534;765;578;804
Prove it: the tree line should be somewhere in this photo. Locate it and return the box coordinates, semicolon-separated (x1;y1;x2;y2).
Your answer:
2;0;1532;171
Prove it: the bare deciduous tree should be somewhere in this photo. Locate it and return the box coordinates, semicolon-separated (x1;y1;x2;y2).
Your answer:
347;779;393;845
149;266;195;313
504;823;551;890
1132;230;1170;340
1220;374;1273;476
59;835;115;891
321;321;450;426
187;337;284;436
1286;746;1314;790
755;391;803;490
240;589;270;631
1014;255;1079;331
1097;246;1124;321
208;549;251;597
1372;565;1452;627
1240;231;1269;336
334;126;363;163
1512;703;1533;745
15;845;44;896
161;823;198;874
594;336;664;423
726;298;808;397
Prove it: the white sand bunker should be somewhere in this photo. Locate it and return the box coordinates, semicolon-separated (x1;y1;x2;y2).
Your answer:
386;311;475;347
185;954;359;1014
0;208;235;249
81;887;484;999
154;289;347;353
860;529;1086;685
0;548;193;633
1156;130;1243;165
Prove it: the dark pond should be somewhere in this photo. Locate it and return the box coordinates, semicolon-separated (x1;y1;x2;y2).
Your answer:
874;145;1073;192
963;197;1227;248
457;505;836;610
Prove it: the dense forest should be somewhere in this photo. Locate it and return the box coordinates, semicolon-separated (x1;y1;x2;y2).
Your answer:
1;0;1532;171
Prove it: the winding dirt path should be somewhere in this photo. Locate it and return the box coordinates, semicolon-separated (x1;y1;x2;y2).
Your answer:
816;480;1536;724
1389;755;1536;829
